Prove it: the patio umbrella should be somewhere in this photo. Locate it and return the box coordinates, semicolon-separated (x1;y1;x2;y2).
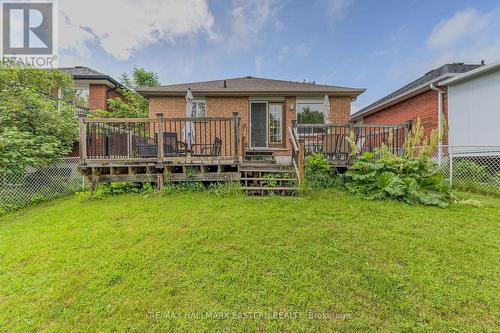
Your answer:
183;89;195;149
323;94;331;125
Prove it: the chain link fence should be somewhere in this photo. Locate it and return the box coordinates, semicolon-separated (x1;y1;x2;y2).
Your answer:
415;145;500;196
0;157;84;210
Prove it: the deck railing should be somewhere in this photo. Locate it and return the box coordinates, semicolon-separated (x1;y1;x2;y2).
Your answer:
79;113;240;164
295;123;409;163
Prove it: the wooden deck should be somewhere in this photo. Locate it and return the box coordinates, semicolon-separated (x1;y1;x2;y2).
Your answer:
77;115;408;194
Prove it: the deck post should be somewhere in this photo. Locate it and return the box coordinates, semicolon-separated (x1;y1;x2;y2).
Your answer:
79;116;87;164
127;129;133;159
298;138;305;185
232;112;239;160
156;113;164;163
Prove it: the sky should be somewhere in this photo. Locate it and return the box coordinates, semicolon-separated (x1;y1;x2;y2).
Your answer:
58;0;500;112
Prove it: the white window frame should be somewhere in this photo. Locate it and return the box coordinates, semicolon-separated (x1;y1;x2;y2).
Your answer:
268;102;283;144
296;98;326;136
190;99;206;118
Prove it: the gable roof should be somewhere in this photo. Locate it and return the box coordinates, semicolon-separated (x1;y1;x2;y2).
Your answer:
137;76;365;97
59;66;122;88
350;63;482;121
440;59;500;86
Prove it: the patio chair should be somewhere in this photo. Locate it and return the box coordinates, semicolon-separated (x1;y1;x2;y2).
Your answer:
162;132;181;157
135;136;157;158
338;135;350;160
193;137;222;157
322;133;339;160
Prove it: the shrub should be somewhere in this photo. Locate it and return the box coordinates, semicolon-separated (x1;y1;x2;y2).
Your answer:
304;153;345;189
93;182;142;199
305;153;331;179
345;152;452;207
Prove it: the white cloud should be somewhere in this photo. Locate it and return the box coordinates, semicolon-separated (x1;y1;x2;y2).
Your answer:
277;44;310;62
228;0;277;49
59;0;215;60
327;0;353;19
427;8;492;50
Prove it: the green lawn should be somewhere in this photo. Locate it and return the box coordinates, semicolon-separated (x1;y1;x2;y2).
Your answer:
0;191;499;332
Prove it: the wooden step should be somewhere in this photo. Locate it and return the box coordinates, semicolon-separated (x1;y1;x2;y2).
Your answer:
240;163;292;170
240;177;296;181
241;186;298;191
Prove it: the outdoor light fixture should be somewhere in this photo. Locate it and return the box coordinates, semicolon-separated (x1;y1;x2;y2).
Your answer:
289;102;294;110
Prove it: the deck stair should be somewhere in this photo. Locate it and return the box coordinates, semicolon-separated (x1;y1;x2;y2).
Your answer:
240;161;298;196
243;150;276;163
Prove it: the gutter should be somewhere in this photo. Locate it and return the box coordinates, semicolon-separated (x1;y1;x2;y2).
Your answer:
351;73;457;121
137;90;365;98
429;83;445;166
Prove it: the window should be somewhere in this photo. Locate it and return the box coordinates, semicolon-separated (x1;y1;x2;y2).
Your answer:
61;87;90;108
269;103;283;143
190;100;206;118
296;102;324;124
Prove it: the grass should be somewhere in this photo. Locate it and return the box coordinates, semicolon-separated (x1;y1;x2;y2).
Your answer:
0;191;499;332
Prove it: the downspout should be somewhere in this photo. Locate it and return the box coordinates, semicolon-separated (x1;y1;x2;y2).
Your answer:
429;83;444;166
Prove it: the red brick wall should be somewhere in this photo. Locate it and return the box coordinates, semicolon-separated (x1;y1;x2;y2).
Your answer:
330;96;351;124
362;88;448;139
148;94;354;156
88;84;126;111
89;84;108;110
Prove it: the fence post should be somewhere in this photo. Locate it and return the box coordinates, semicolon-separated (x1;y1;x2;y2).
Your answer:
298;138;305;185
449;145;453;187
156;113;164;162
232;112;239;160
79;116;87;164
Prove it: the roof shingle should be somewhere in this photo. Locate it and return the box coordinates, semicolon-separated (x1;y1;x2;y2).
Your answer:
138;76;365;97
351;63;482;120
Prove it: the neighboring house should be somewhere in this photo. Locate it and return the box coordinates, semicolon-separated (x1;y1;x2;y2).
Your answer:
350;63;484;141
439;60;500;147
60;66;126;156
138;76;364;162
59;66;126;114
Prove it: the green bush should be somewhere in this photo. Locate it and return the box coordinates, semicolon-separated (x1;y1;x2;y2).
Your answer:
304;153;344;189
93;182;142;199
305;153;331;179
345;152;452;207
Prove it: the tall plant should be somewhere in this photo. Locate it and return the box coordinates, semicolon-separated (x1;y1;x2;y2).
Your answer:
345;118;452;207
96;67;161;118
0;65;78;174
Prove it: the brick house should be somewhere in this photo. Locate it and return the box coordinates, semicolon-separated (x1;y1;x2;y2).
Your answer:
138;76;364;162
59;66;126;113
60;66;126;156
350;63;483;141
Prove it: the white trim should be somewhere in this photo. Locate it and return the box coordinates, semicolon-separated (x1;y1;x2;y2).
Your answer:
249;96;285;101
296;97;324;104
440;60;500;86
249;101;269;148
189;99;206;117
351;73;458;120
268;102;283;144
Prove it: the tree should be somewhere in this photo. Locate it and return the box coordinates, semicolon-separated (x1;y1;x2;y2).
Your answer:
119;67;160;89
101;67;161;118
0;65;78;174
297;107;324;124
